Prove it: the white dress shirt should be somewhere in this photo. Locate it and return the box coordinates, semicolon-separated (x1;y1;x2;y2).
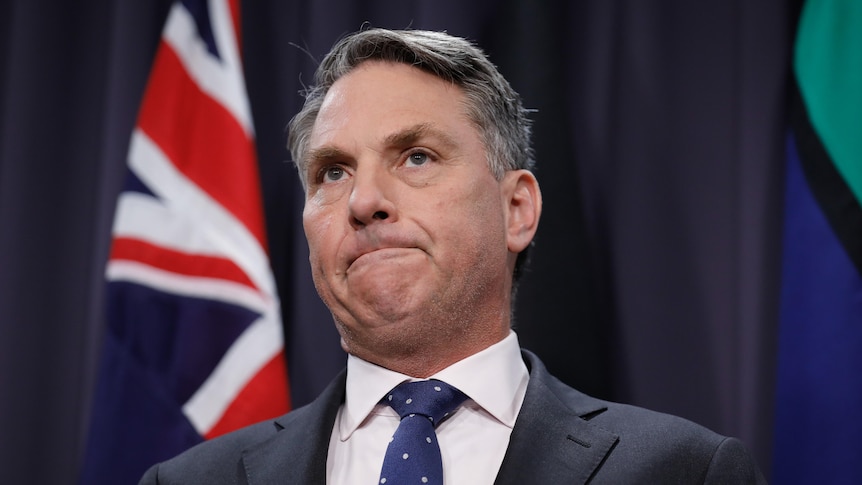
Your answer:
325;331;530;485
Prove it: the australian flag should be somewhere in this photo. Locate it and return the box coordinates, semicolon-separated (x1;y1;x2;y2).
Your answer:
80;1;290;483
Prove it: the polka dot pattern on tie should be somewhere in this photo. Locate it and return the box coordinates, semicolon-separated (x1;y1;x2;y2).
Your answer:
377;380;467;485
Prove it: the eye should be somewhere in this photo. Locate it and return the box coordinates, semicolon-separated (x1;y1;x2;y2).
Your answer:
320;165;347;183
405;151;430;167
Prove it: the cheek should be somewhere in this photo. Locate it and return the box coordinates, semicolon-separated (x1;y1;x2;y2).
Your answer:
303;206;335;264
441;185;507;256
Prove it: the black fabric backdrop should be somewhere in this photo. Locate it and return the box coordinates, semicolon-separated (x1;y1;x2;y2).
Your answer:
0;1;793;482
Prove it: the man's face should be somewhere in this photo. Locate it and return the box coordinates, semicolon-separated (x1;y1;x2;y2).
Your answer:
301;61;535;371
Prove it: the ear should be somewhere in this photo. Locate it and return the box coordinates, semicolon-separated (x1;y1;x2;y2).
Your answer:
502;170;542;253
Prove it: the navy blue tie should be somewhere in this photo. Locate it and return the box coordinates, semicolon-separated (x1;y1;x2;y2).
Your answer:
378;380;467;485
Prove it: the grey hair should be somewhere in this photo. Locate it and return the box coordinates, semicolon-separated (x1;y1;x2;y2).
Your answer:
287;28;536;285
287;28;535;188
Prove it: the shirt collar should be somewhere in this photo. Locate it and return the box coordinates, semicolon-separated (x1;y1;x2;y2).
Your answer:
339;331;529;440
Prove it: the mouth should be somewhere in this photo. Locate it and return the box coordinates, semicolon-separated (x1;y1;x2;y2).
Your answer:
347;247;422;272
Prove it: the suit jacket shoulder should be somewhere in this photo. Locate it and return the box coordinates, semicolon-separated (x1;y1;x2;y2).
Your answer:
139;350;766;485
138;370;346;485
494;351;767;484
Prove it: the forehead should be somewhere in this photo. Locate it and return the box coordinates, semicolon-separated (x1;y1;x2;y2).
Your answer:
308;61;477;151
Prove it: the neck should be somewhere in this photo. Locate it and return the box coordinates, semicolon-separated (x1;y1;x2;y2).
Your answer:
342;318;510;378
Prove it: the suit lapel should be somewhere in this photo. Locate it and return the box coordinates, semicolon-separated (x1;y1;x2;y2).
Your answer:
240;370;346;485
494;352;619;485
235;352;617;484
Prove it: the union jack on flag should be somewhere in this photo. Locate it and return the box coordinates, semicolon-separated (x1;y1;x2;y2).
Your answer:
80;0;290;482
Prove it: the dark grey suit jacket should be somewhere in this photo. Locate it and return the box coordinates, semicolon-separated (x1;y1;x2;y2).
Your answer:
140;351;766;484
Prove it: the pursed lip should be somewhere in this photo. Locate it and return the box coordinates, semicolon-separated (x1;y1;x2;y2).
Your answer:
343;234;424;272
349;247;419;270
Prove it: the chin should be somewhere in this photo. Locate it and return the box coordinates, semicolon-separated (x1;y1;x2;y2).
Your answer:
347;281;430;319
336;316;427;360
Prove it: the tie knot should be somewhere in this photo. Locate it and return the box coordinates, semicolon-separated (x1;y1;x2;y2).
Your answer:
384;379;467;426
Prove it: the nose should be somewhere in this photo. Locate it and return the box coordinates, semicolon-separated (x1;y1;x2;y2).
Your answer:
348;163;397;228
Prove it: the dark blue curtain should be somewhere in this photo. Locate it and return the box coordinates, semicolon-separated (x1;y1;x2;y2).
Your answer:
0;1;791;482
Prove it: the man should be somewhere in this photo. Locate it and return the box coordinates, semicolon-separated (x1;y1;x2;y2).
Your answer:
140;28;766;484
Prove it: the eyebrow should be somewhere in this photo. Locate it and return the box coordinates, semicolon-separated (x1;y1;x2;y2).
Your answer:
304;122;460;169
305;145;349;167
382;123;458;151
